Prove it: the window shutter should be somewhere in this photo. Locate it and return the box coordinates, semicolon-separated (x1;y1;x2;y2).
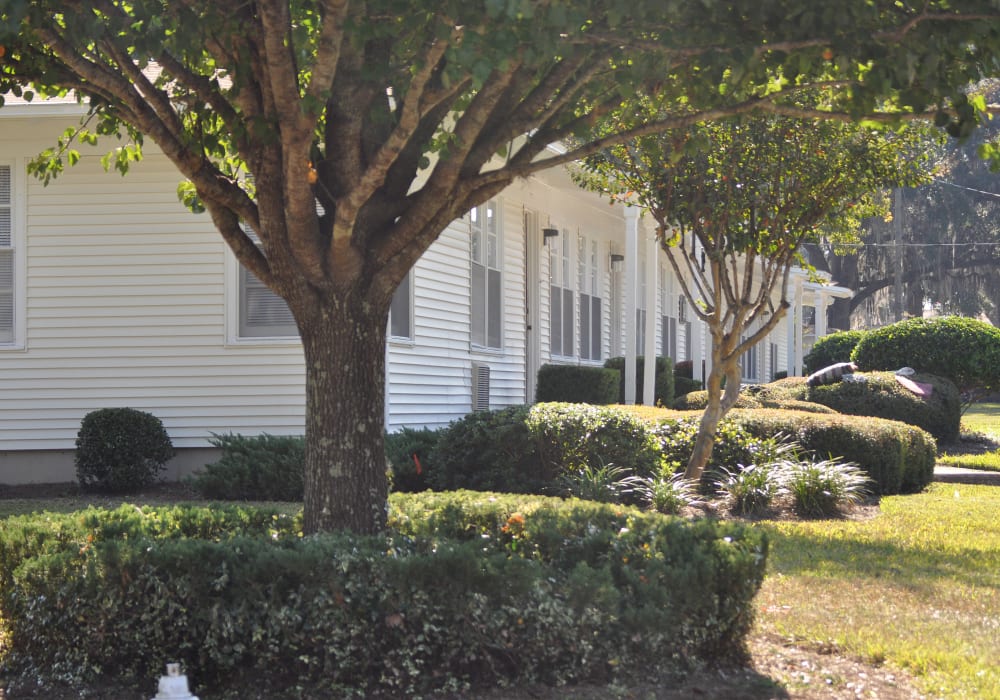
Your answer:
0;165;13;342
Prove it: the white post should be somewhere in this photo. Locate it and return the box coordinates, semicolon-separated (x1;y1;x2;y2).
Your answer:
642;224;658;405
792;276;805;376
624;207;639;404
815;290;829;339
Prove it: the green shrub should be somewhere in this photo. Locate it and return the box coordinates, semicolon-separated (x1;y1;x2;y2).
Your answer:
727;408;935;495
526;403;663;484
652;417;797;490
75;408;174;494
556;463;643;503
384;426;441;492
428;403;663;496
535;364;620;404
804;330;868;374
604;356;674;406
852;316;1000;396
427;405;543;493
674;375;703;398
807;372;961;443
188;433;304;501
671;390;762;411
0;495;768;697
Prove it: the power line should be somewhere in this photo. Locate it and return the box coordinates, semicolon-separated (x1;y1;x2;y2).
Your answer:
932;178;1000;199
835;240;1000;248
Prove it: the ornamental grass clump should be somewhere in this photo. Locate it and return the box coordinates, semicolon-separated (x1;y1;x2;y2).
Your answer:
632;471;704;515
714;464;784;515
778;458;870;516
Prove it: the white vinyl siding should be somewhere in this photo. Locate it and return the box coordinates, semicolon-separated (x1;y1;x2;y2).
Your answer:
549;228;574;357
0;164;13;343
470;200;502;349
577;234;601;361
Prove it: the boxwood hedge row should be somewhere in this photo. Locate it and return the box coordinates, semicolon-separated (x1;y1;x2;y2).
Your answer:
0;496;767;698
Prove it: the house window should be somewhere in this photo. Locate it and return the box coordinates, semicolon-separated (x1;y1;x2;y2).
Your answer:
741;333;760;382
239;256;298;338
0;164;15;345
660;264;677;361
577;235;601;361
389;270;413;341
769;341;779;380
470;199;502;349
635;259;647;352
549;228;573;357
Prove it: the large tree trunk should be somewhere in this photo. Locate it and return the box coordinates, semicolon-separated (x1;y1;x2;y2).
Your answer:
299;292;390;535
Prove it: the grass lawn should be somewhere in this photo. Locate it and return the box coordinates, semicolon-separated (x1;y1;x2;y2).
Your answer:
960;402;1000;440
755;482;1000;699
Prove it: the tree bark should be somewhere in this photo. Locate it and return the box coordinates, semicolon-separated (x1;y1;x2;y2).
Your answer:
299;292;390;535
684;350;742;482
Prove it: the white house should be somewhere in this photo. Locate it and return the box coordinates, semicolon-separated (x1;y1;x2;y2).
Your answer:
0;99;850;484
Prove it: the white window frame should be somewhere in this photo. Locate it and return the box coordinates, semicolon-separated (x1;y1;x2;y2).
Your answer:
0;161;26;350
577;234;602;362
469;199;503;351
548;226;574;358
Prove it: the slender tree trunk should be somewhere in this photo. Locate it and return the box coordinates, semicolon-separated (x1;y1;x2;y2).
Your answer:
684;354;742;482
299;292;390;535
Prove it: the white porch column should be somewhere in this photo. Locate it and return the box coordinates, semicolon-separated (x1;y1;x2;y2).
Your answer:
642;225;658;405
624;207;639;404
792;276;805;376
814;291;829;339
693;319;705;385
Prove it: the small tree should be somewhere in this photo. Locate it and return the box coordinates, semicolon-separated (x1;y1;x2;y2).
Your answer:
580;113;934;480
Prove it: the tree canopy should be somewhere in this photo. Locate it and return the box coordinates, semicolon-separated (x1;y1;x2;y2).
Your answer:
2;1;999;532
578;112;934;479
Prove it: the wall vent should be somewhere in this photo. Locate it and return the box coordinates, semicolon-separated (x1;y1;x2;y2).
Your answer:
471;363;491;412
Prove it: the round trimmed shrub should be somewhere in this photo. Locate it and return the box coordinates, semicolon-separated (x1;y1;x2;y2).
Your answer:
807;371;961;443
671;390;762;411
75;408;174;493
804;330;867;374
852;316;1000;395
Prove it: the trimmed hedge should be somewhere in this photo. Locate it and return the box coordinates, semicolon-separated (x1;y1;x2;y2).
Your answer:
427;403;662;493
806;372;960;443
384;426;441;492
725;409;936;494
0;496;768;697
672;390;762;411
852;316;1000;394
674;375;703;398
804;330;867;374
535;363;620;404
604;356;675;406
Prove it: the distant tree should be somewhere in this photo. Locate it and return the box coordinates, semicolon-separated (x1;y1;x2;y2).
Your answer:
815;81;1000;329
2;1;999;531
579;113;933;480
